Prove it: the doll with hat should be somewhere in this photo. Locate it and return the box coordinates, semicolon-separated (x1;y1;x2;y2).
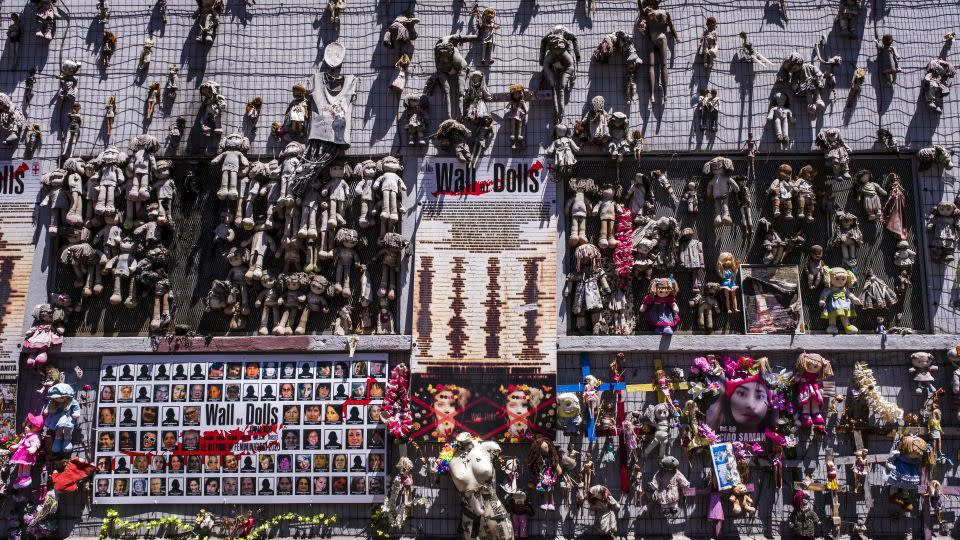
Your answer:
9;413;44;488
43;383;81;454
788;490;820;540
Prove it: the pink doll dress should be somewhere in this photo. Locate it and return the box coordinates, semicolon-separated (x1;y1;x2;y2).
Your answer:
796;371;823;406
23;324;63;350
11;432;40;466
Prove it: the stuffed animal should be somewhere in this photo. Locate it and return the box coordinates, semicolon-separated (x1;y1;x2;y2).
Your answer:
729;482;756;515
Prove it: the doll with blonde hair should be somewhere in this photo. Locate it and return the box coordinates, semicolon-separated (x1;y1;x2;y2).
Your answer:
639;276;680;334
819;267;862;334
796;352;833;431
716;252;741;313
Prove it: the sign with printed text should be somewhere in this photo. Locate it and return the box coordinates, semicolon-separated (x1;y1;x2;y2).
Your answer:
417;156;552;201
0;160;42;201
93;354;387;504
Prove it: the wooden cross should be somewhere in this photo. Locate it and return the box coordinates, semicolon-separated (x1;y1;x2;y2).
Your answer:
793;449;844;532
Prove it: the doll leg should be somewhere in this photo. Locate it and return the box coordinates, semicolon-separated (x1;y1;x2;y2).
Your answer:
731;287;740;312
239;283;250;315
274;308;289;336
57;426;74;453
295;307;311;335
123;199;136;229
218;173;229;199
124;278;138;308
138;174;150;200
341;266;352;297
598;220;610;248
826;314;839;334
151;292;163;331
14;464;32;488
110;275;123;305
359;200;371;228
228;171;239;200
377;270;389;298
839;315;857;334
258;303;271;335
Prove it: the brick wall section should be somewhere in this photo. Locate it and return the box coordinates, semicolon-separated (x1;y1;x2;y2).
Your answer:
0;204;36;376
412;190;557;372
482;257;502;359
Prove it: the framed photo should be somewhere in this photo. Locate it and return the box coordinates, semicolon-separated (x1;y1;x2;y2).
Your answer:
740;265;805;334
710;442;743;491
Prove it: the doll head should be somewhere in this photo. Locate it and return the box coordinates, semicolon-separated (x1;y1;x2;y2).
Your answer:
881;34;893;46
260;270;277;290
797;164;816;182
649;276;679;298
809;245;823;260
935;201;958;218
930;479;943;495
379;155;403;175
796;352;833;377
773;92;787;107
590;95;605;113
610;112;627;129
280;141;304;160
24;412;43;433
897;434;928;459
219;133;250;153
573;243;602;272
358;159;377;180
47;382;75;409
826;267;853;289
396;456;414;474
336;228;359;249
705;16;717;30
508;83;524;100
32;303;54;323
703;156;734;176
309;274;329;294
853;448;867;460
226;246;249;267
291;83;307;101
716;252;740;274
776;164;792;181
910;351;934;371
896;240;910;252
481;7;495;22
659;455;679;470
599;183;615;201
556;392;581;419
553;123;570;139
468;70;485;87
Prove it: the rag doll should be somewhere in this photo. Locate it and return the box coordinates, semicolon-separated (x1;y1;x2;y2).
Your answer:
545;124;579;182
795;352;832;432
789;490;820;540
703;156;739;227
9;413;43;488
44;383;82;454
372;232;408;301
210;133;251;200
374;156;405;238
565;177;595;246
275;272;307;336
593;184;619;249
255;271;282;335
909;352;938;396
648;455;689;517
885;434;929;514
927;201;960;263
23;304;65;368
296;274;331;335
586;485;621;537
859;270;898;310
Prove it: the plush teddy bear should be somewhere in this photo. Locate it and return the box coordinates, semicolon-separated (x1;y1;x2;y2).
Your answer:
729;482;756;515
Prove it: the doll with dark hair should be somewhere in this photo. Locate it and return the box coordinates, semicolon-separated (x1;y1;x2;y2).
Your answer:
527;435;561;511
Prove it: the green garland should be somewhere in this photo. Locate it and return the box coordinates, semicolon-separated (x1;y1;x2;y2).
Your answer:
99;509;192;540
98;508;337;540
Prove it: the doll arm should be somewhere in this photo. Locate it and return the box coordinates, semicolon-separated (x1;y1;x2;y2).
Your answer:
847;291;863;306
908;367;917;375
71;402;82;419
818;288;829;307
210;152;225;165
930;365;939;373
598;272;611;294
568;139;581;153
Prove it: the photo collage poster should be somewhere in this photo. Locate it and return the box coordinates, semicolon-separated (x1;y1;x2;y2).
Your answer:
93;354;388;503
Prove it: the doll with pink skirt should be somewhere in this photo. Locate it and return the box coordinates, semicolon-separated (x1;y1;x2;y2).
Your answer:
795;352;833;433
10;413;44;489
22;303;64;368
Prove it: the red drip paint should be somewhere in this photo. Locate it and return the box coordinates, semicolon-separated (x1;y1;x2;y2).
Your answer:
121;423;282;459
431;180;494;198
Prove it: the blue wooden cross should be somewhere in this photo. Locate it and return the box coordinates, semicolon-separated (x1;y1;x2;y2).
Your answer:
557;353;625;441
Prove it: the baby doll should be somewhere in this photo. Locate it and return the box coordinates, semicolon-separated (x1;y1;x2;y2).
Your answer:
716;252;741;313
593;184;619;249
893;241;917;271
704;156;739;227
909;352;938;396
802;245;825;290
795;352;833;431
23;303;65;368
545;124;579;182
830;211;863;267
819;266;862;334
9;413;43;488
44;383;82;453
640;276;680;334
767;164;794;219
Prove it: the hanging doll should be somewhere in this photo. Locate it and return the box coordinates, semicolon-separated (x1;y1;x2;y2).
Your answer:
860;269;898;310
583;374;602;421
793;164;817;222
795;352;832;432
527;435;561;511
564;243;609;334
691;282;721;331
462;70;492;126
681;400;714;450
472;6;499;65
923;57;955;114
211;133;251;200
885;434;930;514
23;304;65;368
852;449;868;493
607;113;630;161
716;252;741;314
374;156;405;238
505;84;528;149
648;455;689;517
883;172;908;240
928;480;947;532
372;232;408;301
586;485;621;537
767;93;794;150
391;54;410;94
789;490;820;540
820;266;862;334
286;84;309;136
9;413;43;489
703;156;739;227
643;402;675;457
545;124;579;182
697;17;718;70
926;406;944;463
853;170;886;221
400;92;429;146
767;164;795;219
803;245;825;290
505;492;534;538
44;383;82;454
927;200;960;263
909;352;938;396
815;128;852;180
830;211;863;267
593;184;619;249
640;276;680;334
255;271;282;335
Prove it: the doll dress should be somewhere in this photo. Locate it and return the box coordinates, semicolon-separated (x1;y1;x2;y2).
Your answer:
642;294;679;328
45;401;80;430
720;269;737;289
23;323;63;350
536;462;557;492
796;371;823;406
885;454;920;487
10;432;40;465
820;288;855;319
861;277;897;310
